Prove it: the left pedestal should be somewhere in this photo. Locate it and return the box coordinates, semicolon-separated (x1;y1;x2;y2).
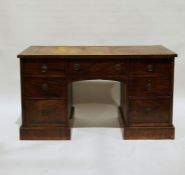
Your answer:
19;58;70;140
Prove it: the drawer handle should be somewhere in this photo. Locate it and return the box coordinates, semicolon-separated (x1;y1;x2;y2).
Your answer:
145;80;152;91
73;64;80;71
146;64;154;72
41;83;48;91
114;64;121;71
41;64;48;73
144;107;152;113
41;108;52;115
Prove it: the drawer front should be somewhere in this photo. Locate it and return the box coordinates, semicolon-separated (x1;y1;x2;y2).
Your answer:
67;60;127;75
25;100;66;124
128;78;171;96
23;78;66;98
128;99;171;125
22;59;65;76
129;59;171;77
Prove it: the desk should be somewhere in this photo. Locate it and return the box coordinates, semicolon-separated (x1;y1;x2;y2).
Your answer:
17;46;177;140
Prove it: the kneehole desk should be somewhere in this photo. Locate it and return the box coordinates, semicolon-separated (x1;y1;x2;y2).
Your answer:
17;45;177;140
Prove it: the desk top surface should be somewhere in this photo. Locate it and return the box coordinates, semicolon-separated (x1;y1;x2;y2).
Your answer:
18;45;177;58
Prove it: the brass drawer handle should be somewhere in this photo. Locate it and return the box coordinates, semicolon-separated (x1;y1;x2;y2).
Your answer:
41;64;48;73
114;64;121;71
144;107;152;113
41;83;48;91
41;108;52;115
73;64;80;71
145;80;152;91
146;64;154;72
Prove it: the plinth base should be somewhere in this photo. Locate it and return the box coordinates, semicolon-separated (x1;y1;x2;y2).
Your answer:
20;126;71;140
124;126;175;140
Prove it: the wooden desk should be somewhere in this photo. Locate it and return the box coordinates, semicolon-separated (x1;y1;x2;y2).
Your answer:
17;46;177;140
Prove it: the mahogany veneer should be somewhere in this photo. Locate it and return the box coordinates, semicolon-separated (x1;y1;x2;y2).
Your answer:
17;45;177;140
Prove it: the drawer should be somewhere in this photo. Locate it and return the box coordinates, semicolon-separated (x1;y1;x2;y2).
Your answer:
24;100;66;124
23;77;66;98
67;60;127;75
128;77;171;97
128;99;171;125
129;59;171;77
22;59;65;76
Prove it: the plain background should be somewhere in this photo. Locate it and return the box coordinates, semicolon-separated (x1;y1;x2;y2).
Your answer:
0;0;185;174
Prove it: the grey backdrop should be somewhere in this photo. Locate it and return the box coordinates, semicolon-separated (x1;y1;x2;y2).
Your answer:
0;0;185;175
0;0;184;103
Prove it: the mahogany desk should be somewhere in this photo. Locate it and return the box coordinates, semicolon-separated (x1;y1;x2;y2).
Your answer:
17;46;177;140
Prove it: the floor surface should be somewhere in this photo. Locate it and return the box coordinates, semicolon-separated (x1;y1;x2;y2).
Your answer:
0;98;185;175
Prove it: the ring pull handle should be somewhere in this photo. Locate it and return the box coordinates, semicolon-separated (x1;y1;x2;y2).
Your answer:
144;107;152;113
73;64;80;71
41;83;48;91
114;64;121;71
145;80;152;91
41;64;48;73
41;108;52;115
146;64;154;72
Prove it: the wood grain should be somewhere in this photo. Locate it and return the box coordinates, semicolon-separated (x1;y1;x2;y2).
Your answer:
23;77;66;98
24;99;67;125
128;99;171;125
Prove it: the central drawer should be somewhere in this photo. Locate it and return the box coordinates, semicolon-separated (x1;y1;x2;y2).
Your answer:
66;60;127;75
23;77;66;98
